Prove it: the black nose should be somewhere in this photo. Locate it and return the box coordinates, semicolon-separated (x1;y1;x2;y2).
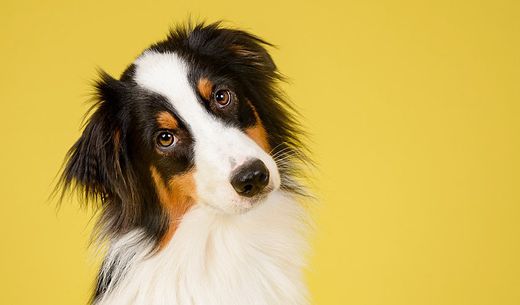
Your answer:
230;159;270;197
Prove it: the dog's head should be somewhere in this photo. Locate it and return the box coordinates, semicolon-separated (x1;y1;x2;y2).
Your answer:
59;23;306;243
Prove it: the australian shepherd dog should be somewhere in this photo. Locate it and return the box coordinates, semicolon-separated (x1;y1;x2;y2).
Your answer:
59;22;311;305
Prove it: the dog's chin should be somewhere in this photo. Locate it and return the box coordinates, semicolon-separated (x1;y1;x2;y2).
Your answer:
203;188;274;215
232;191;272;214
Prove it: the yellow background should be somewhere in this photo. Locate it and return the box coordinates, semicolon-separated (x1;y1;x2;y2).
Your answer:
1;0;519;304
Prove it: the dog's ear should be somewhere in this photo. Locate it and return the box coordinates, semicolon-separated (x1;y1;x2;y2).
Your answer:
59;71;131;205
225;29;277;74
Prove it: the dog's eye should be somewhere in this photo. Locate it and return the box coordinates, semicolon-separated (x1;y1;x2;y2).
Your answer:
156;131;176;148
213;89;232;107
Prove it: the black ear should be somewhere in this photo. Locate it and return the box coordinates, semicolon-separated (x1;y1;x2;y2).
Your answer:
187;22;277;75
225;29;278;74
59;71;129;205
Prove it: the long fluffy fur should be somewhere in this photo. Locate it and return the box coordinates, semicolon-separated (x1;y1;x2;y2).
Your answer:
57;22;312;305
96;192;309;305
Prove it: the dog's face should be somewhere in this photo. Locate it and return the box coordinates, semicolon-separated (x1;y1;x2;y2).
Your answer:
61;23;304;243
133;50;280;215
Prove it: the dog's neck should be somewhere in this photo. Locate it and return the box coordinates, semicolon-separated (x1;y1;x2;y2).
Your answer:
95;191;309;305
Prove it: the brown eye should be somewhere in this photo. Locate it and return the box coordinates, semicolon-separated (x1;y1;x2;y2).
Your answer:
214;89;232;107
157;131;176;148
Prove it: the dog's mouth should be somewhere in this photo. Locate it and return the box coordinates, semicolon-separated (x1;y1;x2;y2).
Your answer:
232;189;273;214
200;183;276;215
241;185;273;204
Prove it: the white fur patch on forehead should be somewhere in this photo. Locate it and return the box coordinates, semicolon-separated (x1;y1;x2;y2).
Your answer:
133;51;191;105
133;51;215;130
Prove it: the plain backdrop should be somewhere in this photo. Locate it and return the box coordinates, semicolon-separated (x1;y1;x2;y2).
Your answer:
1;0;519;304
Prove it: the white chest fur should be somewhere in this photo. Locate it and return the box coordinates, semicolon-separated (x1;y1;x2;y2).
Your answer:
96;191;309;305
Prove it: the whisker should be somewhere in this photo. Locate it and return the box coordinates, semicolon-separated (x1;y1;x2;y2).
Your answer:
271;146;293;158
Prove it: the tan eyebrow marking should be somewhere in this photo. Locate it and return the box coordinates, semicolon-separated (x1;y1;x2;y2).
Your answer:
197;77;213;101
156;111;178;129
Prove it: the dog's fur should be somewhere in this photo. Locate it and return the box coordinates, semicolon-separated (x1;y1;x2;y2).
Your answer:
59;22;310;305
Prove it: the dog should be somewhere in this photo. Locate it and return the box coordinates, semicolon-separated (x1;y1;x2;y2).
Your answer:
59;22;310;305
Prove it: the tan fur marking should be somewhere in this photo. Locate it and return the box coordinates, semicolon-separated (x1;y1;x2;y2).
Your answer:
150;166;196;248
245;101;270;152
229;44;265;68
113;129;121;148
229;44;261;59
157;111;178;129
197;78;213;100
112;129;123;177
246;125;270;152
